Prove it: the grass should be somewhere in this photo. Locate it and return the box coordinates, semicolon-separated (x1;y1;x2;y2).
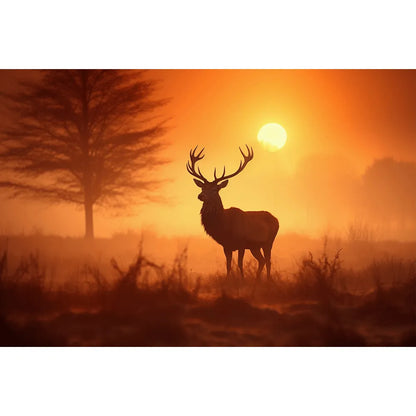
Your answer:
0;238;415;346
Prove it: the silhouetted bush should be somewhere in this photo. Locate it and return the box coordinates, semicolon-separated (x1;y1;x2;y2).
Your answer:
294;246;342;301
0;251;51;314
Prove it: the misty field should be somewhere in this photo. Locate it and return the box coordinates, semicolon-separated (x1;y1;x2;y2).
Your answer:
0;232;415;346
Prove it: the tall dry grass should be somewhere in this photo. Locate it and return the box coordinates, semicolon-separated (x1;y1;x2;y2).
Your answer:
0;235;415;346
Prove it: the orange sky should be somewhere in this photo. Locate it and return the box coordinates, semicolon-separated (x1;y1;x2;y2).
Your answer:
0;70;415;238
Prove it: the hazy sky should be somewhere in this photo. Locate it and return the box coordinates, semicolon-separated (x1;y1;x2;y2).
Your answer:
0;70;415;238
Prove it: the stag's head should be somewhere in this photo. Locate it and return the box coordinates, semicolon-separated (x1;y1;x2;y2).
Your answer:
186;145;254;202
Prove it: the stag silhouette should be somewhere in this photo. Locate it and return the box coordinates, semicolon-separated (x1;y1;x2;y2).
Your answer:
187;145;279;279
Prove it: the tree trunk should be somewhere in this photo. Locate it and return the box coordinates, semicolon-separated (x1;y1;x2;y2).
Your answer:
84;200;94;240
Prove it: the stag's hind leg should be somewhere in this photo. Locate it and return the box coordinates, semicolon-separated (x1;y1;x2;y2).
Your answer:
250;247;266;279
238;249;245;278
263;244;273;280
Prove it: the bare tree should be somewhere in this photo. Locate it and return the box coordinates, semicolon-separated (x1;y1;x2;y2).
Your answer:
0;70;169;239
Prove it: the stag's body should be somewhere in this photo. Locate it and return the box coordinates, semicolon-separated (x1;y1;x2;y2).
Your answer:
187;145;279;279
201;202;278;251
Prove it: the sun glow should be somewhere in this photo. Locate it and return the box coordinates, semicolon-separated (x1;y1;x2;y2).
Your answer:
257;123;287;152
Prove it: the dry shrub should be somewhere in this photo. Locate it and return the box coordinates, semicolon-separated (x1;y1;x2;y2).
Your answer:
0;250;49;314
294;244;342;303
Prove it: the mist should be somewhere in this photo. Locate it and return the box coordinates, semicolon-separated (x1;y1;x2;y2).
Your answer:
1;154;415;242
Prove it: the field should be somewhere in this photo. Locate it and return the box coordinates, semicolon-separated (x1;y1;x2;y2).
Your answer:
0;233;415;346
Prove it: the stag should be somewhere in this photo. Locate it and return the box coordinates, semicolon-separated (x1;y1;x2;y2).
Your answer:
187;145;279;279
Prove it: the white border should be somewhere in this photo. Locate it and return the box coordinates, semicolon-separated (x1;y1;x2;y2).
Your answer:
1;1;416;69
0;348;415;415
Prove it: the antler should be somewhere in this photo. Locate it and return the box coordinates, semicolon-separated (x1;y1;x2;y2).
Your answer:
213;145;254;184
186;146;208;183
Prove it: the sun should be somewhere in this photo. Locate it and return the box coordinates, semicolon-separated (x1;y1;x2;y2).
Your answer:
257;123;287;152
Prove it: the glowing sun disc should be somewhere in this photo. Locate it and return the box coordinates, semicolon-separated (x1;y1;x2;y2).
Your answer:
257;123;287;152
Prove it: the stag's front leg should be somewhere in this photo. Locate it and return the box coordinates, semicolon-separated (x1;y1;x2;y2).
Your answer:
223;247;232;277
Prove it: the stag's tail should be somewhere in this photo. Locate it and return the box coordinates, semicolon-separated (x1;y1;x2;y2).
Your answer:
265;211;279;243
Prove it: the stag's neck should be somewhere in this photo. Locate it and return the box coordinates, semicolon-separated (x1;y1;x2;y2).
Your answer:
200;197;225;242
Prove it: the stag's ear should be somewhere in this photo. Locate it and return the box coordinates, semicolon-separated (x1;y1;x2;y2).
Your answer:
193;179;204;188
218;180;228;189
